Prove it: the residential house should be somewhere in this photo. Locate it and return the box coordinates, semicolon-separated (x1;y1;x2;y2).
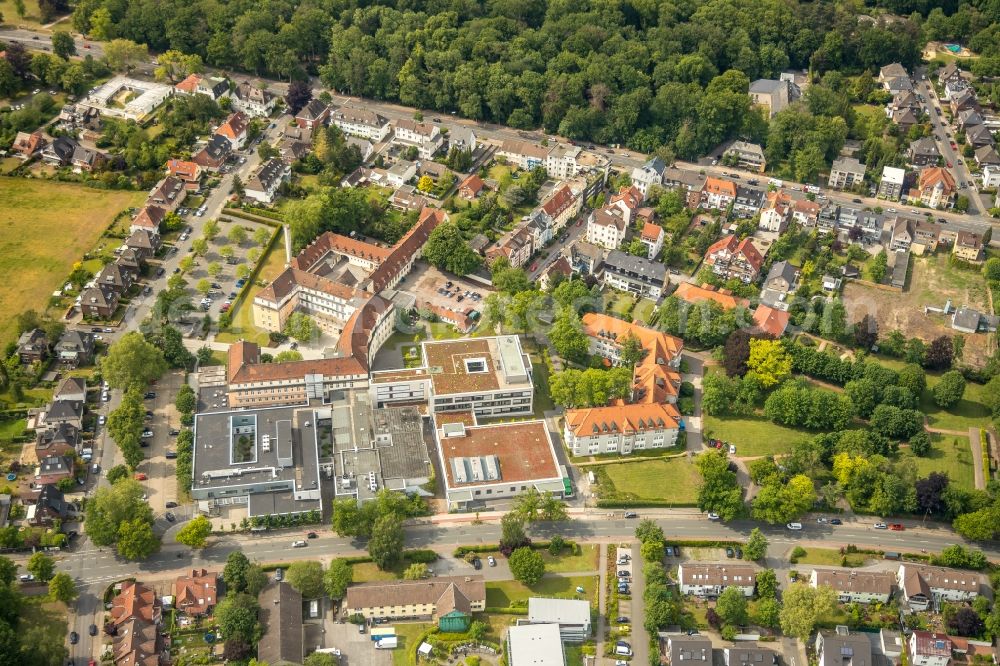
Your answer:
678;563;757;597
53;376;87;403
966;124;994;149
175;74;229;101
817;203;839;233
879;63;913;94
629;156;667;199
975;145;1000;168
912;220;941;254
345;136;374;162
71;145;105;172
258;582;303;666
701;177;738;210
80;284;119;319
892;107;920;133
950;88;977;115
952;231;984;264
759;190;792;233
704;235;764;283
41;136;78;166
749;78;797;117
587;206;628;250
125;229;161;261
174;569;217;617
344;576;486;624
278;138;311;165
165;159;202;190
231;81;276;117
117;248;143;276
792;199;821;226
12;130;45;158
40;399;84;430
538;256;572;291
567;240;604;275
822;274;842;291
887;90;921;122
16;329;48;365
724;647;777;666
96;261;135;295
147;177;186;212
215;111;249;149
393;119;443;159
330;105;391;142
909;632;952;666
662;167;706;195
758;262;798;313
829;157;867;189
607;185;642;226
956;108;983;131
602;250;667;298
732;186;766;219
810;569;894;604
938;63;964;87
486;226;534;269
192;134;233;171
389;184;428;212
525;209;553;250
295;99;330;130
878;166;907;200
889;217;919;251
639;222;665;260
526;598;591;642
952;306;987;334
674;283;750;311
667;637;713;666
908;167;956;208
508;624;565;666
498;139;551;172
36;455;74;485
25;483;69;527
34;422;78;459
725;141;766;172
815;628;875;666
459;174;485;200
564;402;682;456
244;159;291;204
908;137;941;167
130;205;165;236
111;581;161;626
897;564;981;611
55;330;94;368
545;143;583;180
447;126;477;154
386;160;417;188
752;305;790;337
983;164;1000;189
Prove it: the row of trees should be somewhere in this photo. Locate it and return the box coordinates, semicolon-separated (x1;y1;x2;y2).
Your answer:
0;554;71;666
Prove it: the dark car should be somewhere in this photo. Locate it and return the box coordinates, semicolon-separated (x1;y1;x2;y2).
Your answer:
144;392;156;399
616;616;630;624
735;547;743;559
69;632;79;645
169;428;180;436
165;450;177;459
725;547;735;558
165;512;175;522
472;557;482;570
306;532;318;539
156;267;165;277
165;501;178;508
673;545;681;557
89;624;98;636
852;198;862;203
211;282;222;289
91;327;102;333
830;518;843;525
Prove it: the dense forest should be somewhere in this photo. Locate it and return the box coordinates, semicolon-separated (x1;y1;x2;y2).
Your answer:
65;0;1000;161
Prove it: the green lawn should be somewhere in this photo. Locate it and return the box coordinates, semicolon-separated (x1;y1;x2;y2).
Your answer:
0;178;145;345
216;237;286;346
920;374;993;432
391;622;432;666
19;600;68;664
791;547;867;567
898;433;976;490
599;457;700;503
0;418;26;440
702;414;814;457
634;298;658;325
485;575;596;608
540;544;599;573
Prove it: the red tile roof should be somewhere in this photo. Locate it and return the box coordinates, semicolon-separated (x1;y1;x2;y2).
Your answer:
752;305;790;337
704;177;737;197
565;401;681;437
459;174;484;197
174;568;217;616
215;111;249;142
541;184;577;218
640;221;663;242
166;159;201;181
673;283;749;310
174;74;200;93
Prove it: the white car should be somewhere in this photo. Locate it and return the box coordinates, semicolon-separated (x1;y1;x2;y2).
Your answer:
707;512;720;521
874;522;888;530
98;415;106;426
292;540;307;548
728;444;736;454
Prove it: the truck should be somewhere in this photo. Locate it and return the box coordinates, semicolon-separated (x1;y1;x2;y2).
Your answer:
376;637;398;650
371;627;396;642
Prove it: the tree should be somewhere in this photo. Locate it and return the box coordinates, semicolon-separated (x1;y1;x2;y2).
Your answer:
924;336;954;370
417;174;435;192
512;489;568;522
220;246;235;262
229;225;248;246
422;222;481;275
175;385;196;414
898;363;927;397
116;518;159;561
274;350;303;362
937;544;987;570
696;450;743;520
716;586;748;627
48;572;77;603
915;472;949;516
26;553;54;582
101;332;168;389
103;39;148;73
223;551;252;593
244;564;268;597
153;50;203;82
215;593;260;645
286;80;312;114
175;515;212;549
745;339;791;388
752;474;817;524
870;405;924;440
744;528;768;561
286;561;325;598
368;513;404;570
403;563;429;580
51;31;76;59
284;312;319;343
756;569;779;599
870;249;888;283
203;219;220;241
635;519;665;545
948;606;984;637
254;227;272;247
192;238;209;256
106;464;129;484
500;512;530;556
640;539;665;562
755;597;780;629
207;262;223;278
550;309;589;362
84;480;155;550
780;583;836;639
508;547;545;586
304;653;338;666
324;559;352;599
932;370;966;408
0;557;16;586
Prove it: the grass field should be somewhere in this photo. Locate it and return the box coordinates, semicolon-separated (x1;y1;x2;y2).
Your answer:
920;374;993;431
702;414;815;457
486;575;596;608
899;433;976;489
20;599;68;661
600;457;700;503
390;622;432;666
541;544;599;573
216;238;286;346
0;178;145;345
0;0;58;28
791;546;867;567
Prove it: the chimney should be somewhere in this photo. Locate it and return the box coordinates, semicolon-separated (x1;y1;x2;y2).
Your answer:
283;224;292;266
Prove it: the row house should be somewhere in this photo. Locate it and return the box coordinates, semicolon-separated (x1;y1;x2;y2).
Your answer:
215;111;249;150
295;99;330;130
245;159;291;204
950;88;978;115
678;563;757;598
909;632;951;666
938;62;964;87
80;284;119;319
946;77;972;102
952;231;985;264
639;222;665;261
540;183;581;232
828;156;866;189
704;235;764;283
956;109;983;132
166;159;202;191
907;167;956;209
701;177;738;210
966;124;995;150
192;134;233;171
878;63;913;95
147;176;186;212
330;105;392;142
231;81;277;118
393;119;444;159
810;569;894;604
130;204;165;236
486;226;534;269
732;186;765;219
897;564;981;611
586;206;628;250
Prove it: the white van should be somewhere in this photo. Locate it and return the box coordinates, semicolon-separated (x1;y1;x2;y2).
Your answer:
615;645;633;657
786;522;803;531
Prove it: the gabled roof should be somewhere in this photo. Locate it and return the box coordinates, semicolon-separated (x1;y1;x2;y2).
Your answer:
215;111;249;141
459;174;484;195
258;582;303;666
909;136;940;156
752;305;790;337
111;581;160;625
704;177;737;198
542;184;577;218
705;235;764;271
297;98;329;121
166;159;200;181
640;221;663;242
132;205;166;231
674;283;749;310
565;401;681;437
917;166;956;193
975;145;1000;165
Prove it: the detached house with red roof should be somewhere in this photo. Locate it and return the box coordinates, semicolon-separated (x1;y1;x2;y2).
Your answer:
174;569;217;617
459;174;485;200
130;205;165;236
215;111;249;149
704;235;765;283
110;581;163;666
12;130;45;158
701;177;738;210
166;159;202;190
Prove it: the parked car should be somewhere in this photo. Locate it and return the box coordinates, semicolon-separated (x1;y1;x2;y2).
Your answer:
274;568;283;581
144;392;156;400
889;523;905;531
874;522;888;530
165;512;175;522
707;512;720;520
134;473;147;480
488;556;497;567
307;532;318;539
830;518;843;525
472;557;482;570
735;548;743;559
725;547;735;557
69;632;79;645
292;540;307;548
89;624;98;636
623;511;637;518
165;501;178;508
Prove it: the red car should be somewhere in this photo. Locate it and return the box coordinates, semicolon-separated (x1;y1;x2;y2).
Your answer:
530;263;538;271
715;441;724;449
889;523;905;531
947;162;952;168
576;219;583;227
135;473;147;481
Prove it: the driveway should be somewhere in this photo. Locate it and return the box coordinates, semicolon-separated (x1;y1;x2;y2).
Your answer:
324;622;392;666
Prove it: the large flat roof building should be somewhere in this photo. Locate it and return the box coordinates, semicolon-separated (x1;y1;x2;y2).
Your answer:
507;623;566;666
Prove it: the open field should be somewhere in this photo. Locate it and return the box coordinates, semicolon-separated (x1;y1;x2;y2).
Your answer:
790;546;867;567
920;374;993;432
390;622;432;666
702;414;814;457
899;433;975;490
599;457;700;504
844;254;995;367
485;575;596;608
0;178;145;345
0;0;57;29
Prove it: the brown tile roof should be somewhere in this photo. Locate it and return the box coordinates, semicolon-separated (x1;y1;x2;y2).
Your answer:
582;313;683;403
705;235;764;272
565;401;681;437
499;139;551;160
216;111;248;142
439;421;560;486
336;294;393;368
674;283;749;310
174;568;218;616
640;222;663;242
367;208;446;292
255;266;362;306
900;564;981;597
813;569;895;596
460;174;485;196
133;205;166;231
111;581;160;626
679;563;758;587
435;583;472;617
174;74;200;93
541;184;577;218
610;185;642;211
345;576;486;612
227;340;366;385
166;159;200;181
591;206;626;231
917;166;956;193
752;305;790;338
911;631;951;658
113;619;161;666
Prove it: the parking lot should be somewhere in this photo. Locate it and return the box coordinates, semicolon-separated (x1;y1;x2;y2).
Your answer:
323;622;393;666
399;263;489;317
135;370;185;515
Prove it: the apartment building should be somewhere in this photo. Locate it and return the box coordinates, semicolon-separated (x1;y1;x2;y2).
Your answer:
344;576;486;622
701;177;738;209
393;118;443;159
329;104;391;142
878;166;907;201
897;564;982;611
907;167;956;209
704;235;764;283
810;569;894;604
678;563;757;597
602;250;667;298
725;141;766;172
829;157;866;189
586;206;628;250
630;156;667;199
563;402;681;456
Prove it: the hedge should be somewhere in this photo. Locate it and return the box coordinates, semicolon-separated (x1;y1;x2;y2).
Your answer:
453;539;578;557
596;500;700;509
